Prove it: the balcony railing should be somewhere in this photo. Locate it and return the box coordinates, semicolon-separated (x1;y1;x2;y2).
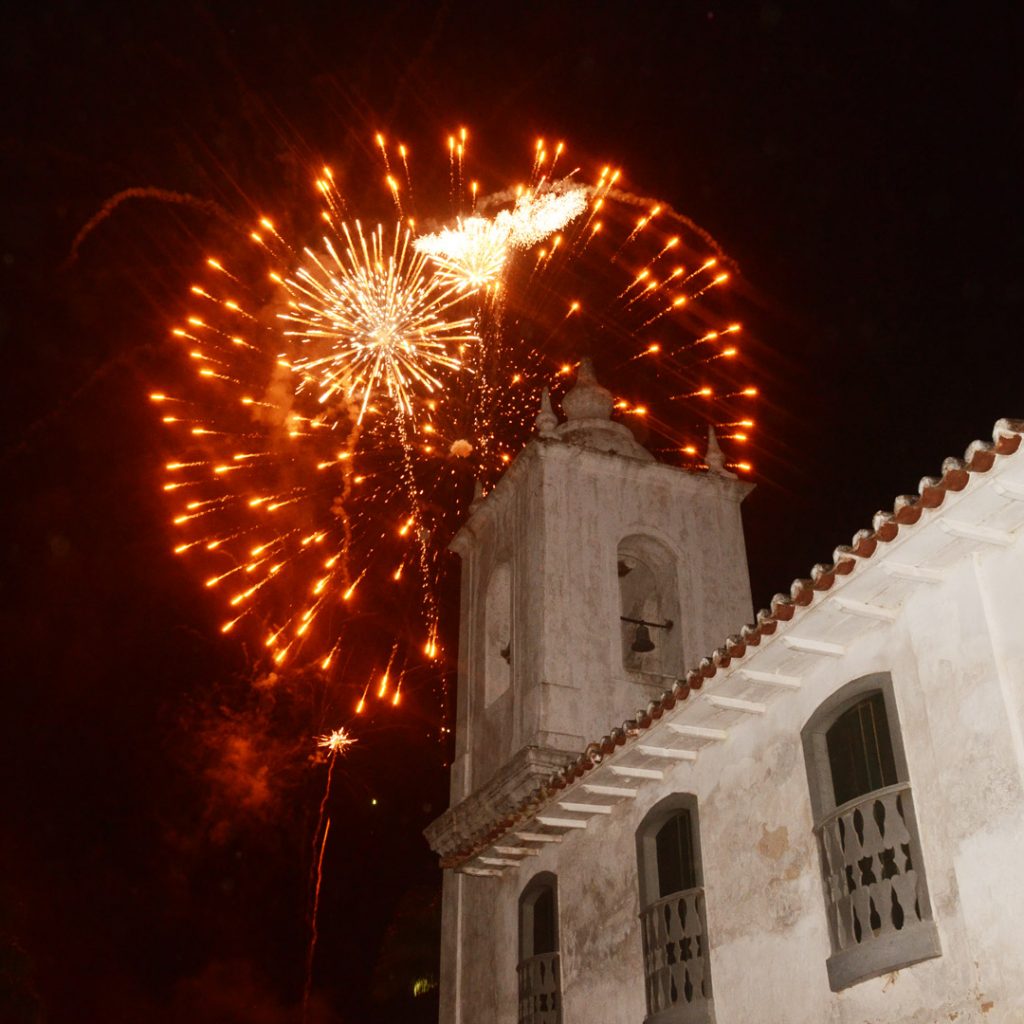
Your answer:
815;781;940;988
640;887;712;1022
517;951;561;1024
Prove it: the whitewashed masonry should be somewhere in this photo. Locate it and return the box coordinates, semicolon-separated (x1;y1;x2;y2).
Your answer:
426;365;1024;1024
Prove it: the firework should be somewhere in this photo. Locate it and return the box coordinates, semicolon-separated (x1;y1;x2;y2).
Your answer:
414;180;588;292
304;724;355;1019
282;222;478;423
413;215;510;293
316;727;357;756
156;131;758;722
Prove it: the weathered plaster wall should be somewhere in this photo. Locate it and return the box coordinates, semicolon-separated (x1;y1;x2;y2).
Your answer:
450;436;752;801
445;539;1024;1023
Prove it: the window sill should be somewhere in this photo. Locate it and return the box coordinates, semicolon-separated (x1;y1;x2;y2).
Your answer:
826;918;941;991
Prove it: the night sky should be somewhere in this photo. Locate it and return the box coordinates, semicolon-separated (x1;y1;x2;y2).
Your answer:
3;4;1021;1022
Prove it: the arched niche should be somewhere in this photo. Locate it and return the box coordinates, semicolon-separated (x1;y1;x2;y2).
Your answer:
483;559;512;705
518;871;560;961
617;533;682;677
518;872;562;1022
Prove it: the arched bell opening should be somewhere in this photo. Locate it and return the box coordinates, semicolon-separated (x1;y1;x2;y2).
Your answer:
617;533;682;678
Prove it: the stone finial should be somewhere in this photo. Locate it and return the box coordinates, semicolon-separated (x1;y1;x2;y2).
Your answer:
553;358;654;462
561;358;614;422
705;425;735;478
535;387;558;436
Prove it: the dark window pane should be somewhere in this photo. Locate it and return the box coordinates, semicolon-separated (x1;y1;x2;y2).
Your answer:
826;692;898;807
655;810;697;898
532;886;556;955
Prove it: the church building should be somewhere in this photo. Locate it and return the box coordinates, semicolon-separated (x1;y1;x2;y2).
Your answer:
425;361;1024;1023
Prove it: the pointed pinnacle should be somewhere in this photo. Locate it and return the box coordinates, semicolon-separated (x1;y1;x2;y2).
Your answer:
535;387;558;436
705;424;735;477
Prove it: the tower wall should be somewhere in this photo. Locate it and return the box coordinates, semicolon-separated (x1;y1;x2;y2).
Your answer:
447;368;753;802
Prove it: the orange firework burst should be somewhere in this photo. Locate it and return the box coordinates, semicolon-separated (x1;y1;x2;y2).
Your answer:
155;131;758;706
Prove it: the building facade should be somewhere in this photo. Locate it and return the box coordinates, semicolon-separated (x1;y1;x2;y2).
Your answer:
426;364;1024;1023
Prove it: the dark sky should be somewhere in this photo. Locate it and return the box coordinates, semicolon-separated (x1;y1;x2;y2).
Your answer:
2;3;1021;1022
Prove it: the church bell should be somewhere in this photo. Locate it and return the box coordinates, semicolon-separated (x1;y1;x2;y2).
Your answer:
631;623;656;653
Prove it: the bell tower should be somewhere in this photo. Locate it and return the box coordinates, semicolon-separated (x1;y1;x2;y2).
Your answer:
442;359;754;809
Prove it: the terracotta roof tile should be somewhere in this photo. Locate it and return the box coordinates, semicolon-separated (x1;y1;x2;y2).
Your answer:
437;418;1024;870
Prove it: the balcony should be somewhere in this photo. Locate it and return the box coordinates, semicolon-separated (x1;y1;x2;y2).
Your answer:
517;951;561;1024
816;781;941;989
639;887;712;1023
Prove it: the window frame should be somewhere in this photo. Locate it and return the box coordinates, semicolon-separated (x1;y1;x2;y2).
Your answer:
518;872;562;1024
802;673;910;822
636;794;703;908
635;794;714;1024
801;672;941;991
518;871;560;961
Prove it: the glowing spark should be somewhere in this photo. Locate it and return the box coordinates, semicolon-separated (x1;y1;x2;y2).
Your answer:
316;727;357;756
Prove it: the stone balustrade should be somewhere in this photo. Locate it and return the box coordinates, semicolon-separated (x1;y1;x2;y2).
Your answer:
816;781;940;988
517;951;561;1024
639;887;712;1022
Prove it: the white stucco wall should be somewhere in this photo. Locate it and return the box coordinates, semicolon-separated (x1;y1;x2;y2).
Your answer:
442;529;1024;1023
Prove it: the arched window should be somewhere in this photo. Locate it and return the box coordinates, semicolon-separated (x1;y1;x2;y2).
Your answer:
802;674;941;991
636;795;712;1023
518;873;561;1024
618;534;682;677
826;691;897;807
484;560;512;705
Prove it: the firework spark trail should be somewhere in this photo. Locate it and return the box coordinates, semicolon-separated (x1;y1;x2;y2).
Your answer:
303;815;331;1022
325;417;362;595
393;412;440;640
605;188;737;270
303;728;355;1019
63;187;236;269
